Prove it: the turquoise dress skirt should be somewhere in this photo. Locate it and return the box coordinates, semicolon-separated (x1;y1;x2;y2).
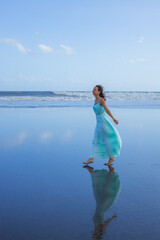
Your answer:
90;99;122;159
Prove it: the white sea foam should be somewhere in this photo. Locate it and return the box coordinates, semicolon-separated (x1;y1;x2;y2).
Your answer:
0;91;160;108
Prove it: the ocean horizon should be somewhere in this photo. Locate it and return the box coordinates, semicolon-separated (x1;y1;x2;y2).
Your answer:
0;90;160;108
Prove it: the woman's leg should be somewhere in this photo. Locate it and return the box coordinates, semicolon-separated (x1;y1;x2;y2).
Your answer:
104;157;115;166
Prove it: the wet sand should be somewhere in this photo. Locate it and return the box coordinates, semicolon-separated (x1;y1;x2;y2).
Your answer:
0;107;160;240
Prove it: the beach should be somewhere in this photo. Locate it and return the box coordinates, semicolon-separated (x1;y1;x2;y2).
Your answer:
1;0;160;237
0;106;160;239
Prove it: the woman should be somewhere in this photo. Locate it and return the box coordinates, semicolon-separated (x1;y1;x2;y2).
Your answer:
83;85;122;166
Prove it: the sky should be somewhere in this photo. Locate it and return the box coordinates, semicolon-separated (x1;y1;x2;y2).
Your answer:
0;0;160;91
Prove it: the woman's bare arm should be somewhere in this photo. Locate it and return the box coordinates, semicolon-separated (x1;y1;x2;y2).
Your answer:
100;98;119;124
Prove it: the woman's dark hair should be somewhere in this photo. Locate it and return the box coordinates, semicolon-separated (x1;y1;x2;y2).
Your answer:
95;84;106;101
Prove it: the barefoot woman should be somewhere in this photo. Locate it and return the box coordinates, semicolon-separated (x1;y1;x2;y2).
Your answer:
83;85;122;166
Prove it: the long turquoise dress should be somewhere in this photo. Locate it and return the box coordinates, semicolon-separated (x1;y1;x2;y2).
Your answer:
90;98;122;159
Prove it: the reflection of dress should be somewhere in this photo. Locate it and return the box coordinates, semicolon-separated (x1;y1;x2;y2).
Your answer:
90;98;122;159
91;169;121;226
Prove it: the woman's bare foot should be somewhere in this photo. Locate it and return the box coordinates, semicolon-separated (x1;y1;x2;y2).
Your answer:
83;158;94;164
104;157;115;166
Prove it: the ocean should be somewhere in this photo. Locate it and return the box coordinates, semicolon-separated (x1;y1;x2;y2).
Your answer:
0;91;160;108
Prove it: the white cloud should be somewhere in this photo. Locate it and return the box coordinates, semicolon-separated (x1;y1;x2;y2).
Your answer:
0;38;31;53
19;74;39;82
129;59;136;64
138;36;144;43
59;44;75;55
130;35;144;43
129;57;145;63
38;44;54;53
136;58;145;62
1;77;11;83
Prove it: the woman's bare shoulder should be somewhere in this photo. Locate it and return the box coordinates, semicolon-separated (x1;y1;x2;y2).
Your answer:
99;97;106;105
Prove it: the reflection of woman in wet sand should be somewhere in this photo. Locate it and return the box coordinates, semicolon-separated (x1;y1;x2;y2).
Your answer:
83;165;121;239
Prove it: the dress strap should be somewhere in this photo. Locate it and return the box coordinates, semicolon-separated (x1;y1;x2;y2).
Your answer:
98;98;101;103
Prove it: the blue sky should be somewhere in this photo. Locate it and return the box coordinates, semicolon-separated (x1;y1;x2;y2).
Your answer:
0;0;160;91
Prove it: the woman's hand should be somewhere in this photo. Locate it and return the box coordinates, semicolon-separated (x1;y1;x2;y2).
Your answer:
113;118;119;124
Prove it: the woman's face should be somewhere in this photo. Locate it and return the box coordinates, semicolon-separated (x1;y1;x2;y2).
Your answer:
92;86;100;96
